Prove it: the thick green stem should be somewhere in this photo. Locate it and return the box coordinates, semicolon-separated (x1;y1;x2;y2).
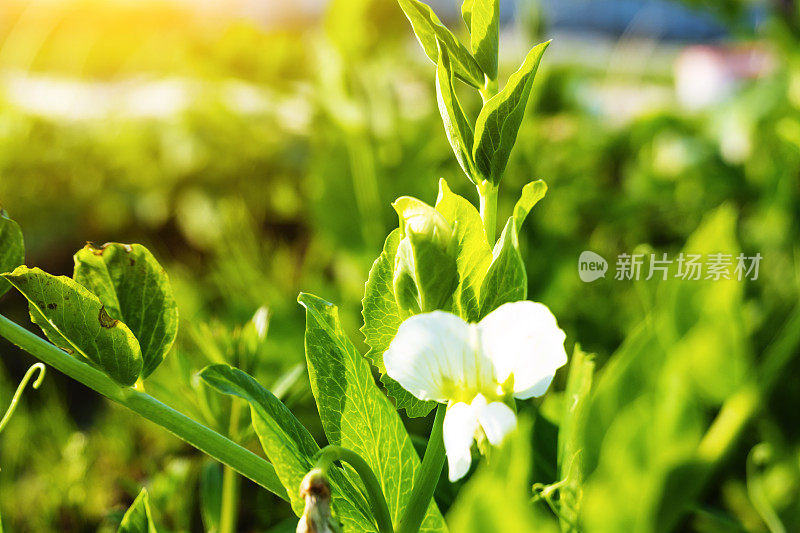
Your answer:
397;404;446;533
315;445;394;533
0;314;287;501
219;400;243;533
479;76;498;104
477;70;500;245
479;183;499;245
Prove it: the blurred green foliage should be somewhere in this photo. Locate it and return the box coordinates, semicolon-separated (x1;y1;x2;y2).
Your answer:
0;0;799;531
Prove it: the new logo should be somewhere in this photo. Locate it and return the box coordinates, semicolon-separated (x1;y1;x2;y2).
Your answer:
578;251;608;282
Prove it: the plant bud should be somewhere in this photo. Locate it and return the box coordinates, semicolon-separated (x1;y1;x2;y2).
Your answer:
391;197;459;316
296;469;341;533
394;197;454;250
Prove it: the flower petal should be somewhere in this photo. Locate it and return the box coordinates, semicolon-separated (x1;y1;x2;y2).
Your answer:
510;375;557;400
384;311;491;402
472;394;517;446
478;301;568;399
443;401;478;482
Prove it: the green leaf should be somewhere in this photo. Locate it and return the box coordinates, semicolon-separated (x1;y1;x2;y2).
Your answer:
118;489;158;533
473;41;550;185
556;346;595;528
557;347;594;471
661;205;748;404
578;320;660;477
581;372;706;533
0;210;25;298
447;418;559;532
477;218;526;318
199;364;375;531
199;461;222;533
361;229;436;417
461;0;474;30
2;266;143;386
73;243;178;378
477;180;546;317
512;180;547;230
436;42;478;184
578;206;751;533
434;179;492;322
466;0;499;80
397;0;484;88
299;293;447;533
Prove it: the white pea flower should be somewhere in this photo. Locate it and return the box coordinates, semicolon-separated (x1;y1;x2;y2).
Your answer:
383;301;568;481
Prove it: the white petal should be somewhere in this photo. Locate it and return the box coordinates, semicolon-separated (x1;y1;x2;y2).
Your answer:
383;311;491;402
478;301;568;399
511;374;557;400
472;395;517;446
443;402;478;482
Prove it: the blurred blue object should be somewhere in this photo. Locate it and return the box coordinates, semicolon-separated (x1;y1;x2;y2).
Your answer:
540;0;729;40
428;0;766;42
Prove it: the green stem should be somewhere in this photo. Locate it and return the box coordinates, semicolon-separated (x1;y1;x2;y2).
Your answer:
477;71;499;241
479;76;498;104
479;183;499;245
397;404;446;533
0;314;287;501
219;399;242;533
315;445;394;533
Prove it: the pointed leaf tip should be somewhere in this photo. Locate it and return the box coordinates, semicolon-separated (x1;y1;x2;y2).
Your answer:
473;41;550;186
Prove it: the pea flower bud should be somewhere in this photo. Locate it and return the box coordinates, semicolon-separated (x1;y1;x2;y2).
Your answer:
296;469;341;533
391;197;459;316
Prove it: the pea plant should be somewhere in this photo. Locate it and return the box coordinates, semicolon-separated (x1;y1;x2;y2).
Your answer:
0;1;571;531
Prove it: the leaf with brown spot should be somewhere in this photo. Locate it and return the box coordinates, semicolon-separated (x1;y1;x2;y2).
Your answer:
2;266;143;386
74;243;177;378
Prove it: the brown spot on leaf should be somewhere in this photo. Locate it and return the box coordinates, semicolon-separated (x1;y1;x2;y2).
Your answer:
98;306;117;328
85;242;104;256
47;303;57;310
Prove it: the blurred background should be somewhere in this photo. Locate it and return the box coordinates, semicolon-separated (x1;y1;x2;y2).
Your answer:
0;0;799;531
